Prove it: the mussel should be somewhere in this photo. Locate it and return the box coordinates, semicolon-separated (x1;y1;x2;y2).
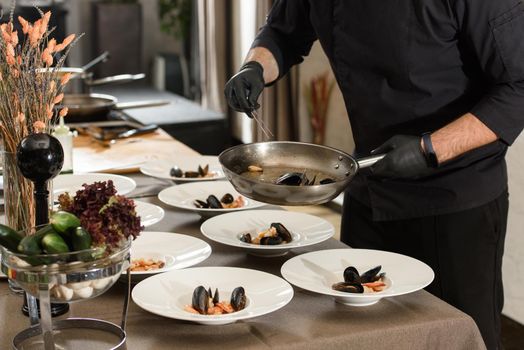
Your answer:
184;171;200;178
260;236;284;245
275;172;306;186
170;166;183;178
360;265;382;283
270;222;293;243
194;199;209;208
230;286;247;311
221;193;234;204
343;266;361;284
206;195;223;209
319;178;335;185
331;282;364;294
198;164;209;177
192;285;209;314
239;233;252;243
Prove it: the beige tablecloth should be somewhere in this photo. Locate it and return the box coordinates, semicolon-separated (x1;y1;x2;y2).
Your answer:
0;155;487;350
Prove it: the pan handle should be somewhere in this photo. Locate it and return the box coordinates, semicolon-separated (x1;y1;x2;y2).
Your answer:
114;100;171;110
356;154;386;169
87;73;145;86
81;51;110;72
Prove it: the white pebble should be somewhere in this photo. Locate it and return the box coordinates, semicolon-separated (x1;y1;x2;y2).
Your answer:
74;286;93;299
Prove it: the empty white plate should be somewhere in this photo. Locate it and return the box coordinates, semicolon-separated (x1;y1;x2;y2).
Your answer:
140;156;224;182
52;173;136;198
200;210;334;257
281;249;434;307
158;181;266;218
132;266;293;325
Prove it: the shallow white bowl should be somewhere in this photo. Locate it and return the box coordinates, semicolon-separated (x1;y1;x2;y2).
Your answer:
53;173;136;198
140;156;224;182
130;232;211;279
132;266;294;325
158;181;266;218
134;201;164;227
200;209;334;257
281;248;434;307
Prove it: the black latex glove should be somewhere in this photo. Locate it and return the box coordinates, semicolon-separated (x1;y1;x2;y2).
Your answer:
224;61;265;115
370;135;435;179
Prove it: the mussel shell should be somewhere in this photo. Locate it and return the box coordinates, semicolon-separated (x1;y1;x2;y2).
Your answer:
360;265;382;283
331;282;364;294
239;233;252;243
194;199;209;208
275;172;305;186
343;266;361;284
184;171;200;178
198;164;209;177
260;236;283;245
192;285;209;314
212;288;219;305
170;166;183;177
319;178;335;185
270;222;292;243
230;286;246;311
221;193;234;204
207;195;223;209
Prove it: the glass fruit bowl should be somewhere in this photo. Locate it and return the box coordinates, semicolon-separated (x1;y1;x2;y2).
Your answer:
0;238;131;303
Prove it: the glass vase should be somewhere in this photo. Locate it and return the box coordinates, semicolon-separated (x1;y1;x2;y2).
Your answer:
1;143;35;294
2;143;35;233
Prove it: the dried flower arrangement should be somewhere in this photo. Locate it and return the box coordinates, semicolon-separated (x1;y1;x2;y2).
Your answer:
303;72;335;145
0;1;80;231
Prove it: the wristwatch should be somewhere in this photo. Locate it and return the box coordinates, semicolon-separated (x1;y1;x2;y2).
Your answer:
421;132;439;168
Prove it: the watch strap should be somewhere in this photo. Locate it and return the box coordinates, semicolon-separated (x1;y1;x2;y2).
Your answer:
422;132;439;168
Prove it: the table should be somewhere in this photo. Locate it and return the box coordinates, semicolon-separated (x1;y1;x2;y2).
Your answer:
0;134;486;350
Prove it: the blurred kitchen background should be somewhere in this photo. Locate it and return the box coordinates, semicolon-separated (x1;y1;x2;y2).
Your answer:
0;0;522;344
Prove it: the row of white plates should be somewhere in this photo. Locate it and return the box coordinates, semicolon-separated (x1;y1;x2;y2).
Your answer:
43;157;434;325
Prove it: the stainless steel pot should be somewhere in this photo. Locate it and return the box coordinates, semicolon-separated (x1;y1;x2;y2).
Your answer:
218;141;384;206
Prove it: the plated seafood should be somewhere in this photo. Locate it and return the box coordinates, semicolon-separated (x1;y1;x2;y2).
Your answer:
243;165;336;186
170;164;215;178
185;286;247;315
239;222;293;245
332;265;387;294
194;193;245;209
130;258;165;272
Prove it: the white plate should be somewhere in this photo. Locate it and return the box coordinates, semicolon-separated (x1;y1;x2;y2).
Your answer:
52;173;136;198
281;249;434;307
130;232;211;278
140;156;224;182
132;266;294;325
158;181;266;218
134;201;164;227
200;210;334;257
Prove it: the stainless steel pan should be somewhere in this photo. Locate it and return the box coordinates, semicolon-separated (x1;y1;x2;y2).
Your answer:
62;93;170;119
218;141;384;205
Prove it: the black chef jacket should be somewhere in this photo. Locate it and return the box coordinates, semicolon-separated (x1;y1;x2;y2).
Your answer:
253;0;524;220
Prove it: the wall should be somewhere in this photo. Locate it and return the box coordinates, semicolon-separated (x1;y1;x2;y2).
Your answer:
298;41;354;154
503;137;524;324
63;0;181;79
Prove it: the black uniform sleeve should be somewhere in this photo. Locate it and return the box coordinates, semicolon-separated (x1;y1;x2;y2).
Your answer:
251;0;318;80
454;0;524;145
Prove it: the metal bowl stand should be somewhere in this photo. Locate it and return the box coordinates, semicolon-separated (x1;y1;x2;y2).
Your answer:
12;268;132;350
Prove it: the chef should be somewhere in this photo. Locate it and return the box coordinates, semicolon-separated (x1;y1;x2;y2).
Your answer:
224;1;524;348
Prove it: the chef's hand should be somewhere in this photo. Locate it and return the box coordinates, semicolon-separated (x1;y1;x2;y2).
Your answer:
224;61;265;115
370;135;435;179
